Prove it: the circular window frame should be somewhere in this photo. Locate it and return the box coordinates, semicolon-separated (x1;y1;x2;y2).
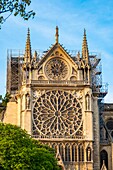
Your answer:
44;57;69;80
32;90;83;138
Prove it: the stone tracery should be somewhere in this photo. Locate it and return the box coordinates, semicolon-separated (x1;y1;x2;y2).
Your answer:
45;58;68;80
32;90;83;138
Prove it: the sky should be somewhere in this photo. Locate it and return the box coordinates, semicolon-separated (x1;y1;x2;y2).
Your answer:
0;0;113;102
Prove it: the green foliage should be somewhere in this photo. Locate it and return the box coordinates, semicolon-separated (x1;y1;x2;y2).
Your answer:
0;93;11;114
1;93;11;108
0;123;61;170
0;0;35;28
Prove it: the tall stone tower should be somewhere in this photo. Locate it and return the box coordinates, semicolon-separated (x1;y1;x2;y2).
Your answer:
3;27;108;170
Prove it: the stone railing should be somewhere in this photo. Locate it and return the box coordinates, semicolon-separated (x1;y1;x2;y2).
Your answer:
32;134;85;140
31;80;89;86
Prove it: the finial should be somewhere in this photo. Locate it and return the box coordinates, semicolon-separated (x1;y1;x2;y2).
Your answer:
55;26;59;44
77;51;80;60
25;28;32;62
82;28;89;61
34;51;37;60
84;28;86;36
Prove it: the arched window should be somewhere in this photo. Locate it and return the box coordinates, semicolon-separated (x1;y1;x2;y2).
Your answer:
65;144;71;161
100;127;108;140
72;144;77;162
85;67;88;81
65;144;68;161
106;118;113;130
59;143;64;161
78;144;84;162
86;147;91;161
100;150;108;169
72;145;75;162
82;68;85;80
52;143;57;152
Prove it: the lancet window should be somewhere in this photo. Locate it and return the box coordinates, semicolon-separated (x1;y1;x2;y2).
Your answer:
50;142;92;163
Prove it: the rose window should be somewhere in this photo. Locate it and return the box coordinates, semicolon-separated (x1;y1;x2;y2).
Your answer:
45;58;68;80
33;90;83;138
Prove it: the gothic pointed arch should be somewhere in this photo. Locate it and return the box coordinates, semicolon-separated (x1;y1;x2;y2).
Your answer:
72;143;77;162
52;143;57;152
65;143;71;161
78;144;84;162
100;150;108;169
59;143;64;161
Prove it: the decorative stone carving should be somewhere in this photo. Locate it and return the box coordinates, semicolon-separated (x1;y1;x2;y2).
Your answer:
45;58;68;80
70;76;77;81
85;94;90;110
26;93;30;109
32;90;83;138
32;90;42;100
38;76;45;80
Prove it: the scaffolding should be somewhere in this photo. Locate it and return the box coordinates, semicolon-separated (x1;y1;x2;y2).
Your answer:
7;50;24;94
89;53;108;144
89;52;108;100
6;49;108;99
6;49;44;94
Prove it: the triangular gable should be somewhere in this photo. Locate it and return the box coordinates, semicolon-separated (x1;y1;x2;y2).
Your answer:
37;43;78;69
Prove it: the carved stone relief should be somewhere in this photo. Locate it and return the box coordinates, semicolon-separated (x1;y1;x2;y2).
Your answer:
32;90;83;138
45;58;68;80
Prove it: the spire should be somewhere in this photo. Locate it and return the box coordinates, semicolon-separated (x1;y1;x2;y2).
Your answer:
55;26;59;44
25;28;32;62
82;29;89;61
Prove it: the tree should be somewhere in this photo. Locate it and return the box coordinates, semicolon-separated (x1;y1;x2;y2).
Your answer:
0;0;35;28
0;123;61;170
1;93;11;108
0;93;11;121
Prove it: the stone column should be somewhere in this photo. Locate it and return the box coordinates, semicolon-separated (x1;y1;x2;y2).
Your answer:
93;96;100;170
24;109;32;135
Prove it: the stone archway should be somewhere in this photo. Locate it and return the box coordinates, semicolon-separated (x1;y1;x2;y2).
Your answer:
100;150;108;169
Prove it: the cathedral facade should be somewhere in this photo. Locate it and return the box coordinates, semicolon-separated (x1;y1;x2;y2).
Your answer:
2;27;113;170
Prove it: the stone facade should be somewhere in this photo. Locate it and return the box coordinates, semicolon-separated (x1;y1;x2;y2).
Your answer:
2;27;112;170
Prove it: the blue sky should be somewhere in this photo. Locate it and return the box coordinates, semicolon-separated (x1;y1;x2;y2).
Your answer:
0;0;113;102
